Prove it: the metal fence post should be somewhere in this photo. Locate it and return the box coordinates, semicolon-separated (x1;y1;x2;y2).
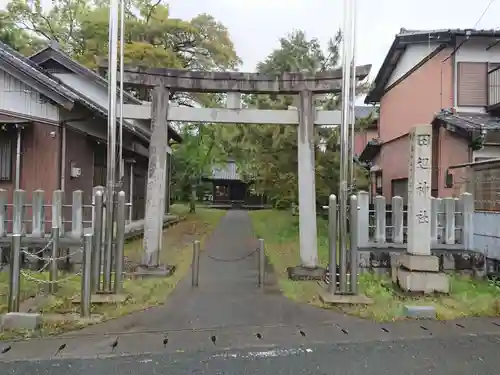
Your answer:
192;240;200;287
49;226;60;294
103;190;115;292
328;194;338;294
114;191;126;294
349;195;358;294
258;238;265;289
13;190;25;235
0;189;6;265
92;189;104;292
8;234;21;312
81;233;93;318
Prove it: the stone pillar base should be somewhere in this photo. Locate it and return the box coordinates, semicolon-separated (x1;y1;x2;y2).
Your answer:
287;266;325;281
393;254;449;294
397;268;449;294
133;264;176;279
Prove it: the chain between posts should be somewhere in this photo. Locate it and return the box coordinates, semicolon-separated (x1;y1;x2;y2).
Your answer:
191;240;266;289
3;188;127;318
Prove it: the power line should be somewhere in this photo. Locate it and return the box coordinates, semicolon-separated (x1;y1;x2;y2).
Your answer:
473;0;495;29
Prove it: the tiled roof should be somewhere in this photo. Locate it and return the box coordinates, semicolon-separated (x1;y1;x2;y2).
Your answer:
30;44;183;143
0;41;76;108
210;162;242;181
434;110;500;132
366;28;500;104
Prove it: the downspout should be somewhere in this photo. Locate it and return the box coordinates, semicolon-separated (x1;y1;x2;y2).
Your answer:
14;125;22;190
452;36;458;108
60;123;67;190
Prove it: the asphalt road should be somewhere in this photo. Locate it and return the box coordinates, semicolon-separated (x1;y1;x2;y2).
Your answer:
1;334;499;375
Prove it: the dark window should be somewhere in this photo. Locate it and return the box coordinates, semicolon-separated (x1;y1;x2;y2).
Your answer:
0;135;12;181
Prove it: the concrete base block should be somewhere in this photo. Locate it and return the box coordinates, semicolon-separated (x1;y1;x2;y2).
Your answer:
1;312;42;330
397;267;449;294
72;293;129;305
287;266;325;281
132;264;176;279
442;254;456;271
403;305;436;319
42;313;103;324
390;253;402;283
317;286;373;305
400;254;439;272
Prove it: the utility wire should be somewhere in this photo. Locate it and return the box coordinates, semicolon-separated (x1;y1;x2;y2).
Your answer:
473;0;495;28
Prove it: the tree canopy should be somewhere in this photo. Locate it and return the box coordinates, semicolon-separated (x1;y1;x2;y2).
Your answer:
221;30;370;208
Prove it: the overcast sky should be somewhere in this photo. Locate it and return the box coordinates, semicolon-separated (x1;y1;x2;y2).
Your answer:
169;0;500;77
19;0;500;98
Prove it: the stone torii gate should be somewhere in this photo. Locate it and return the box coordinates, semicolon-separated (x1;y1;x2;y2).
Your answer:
113;64;371;277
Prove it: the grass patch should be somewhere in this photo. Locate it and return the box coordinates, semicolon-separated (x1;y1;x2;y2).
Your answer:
0;204;225;339
249;209;500;321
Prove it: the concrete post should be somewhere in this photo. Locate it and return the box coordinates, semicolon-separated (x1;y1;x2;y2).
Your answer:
142;86;170;267
430;197;439;245
71;190;83;238
461;192;474;250
32;190;45;237
296;90;318;268
391;196;404;244
443;197;456;245
374;195;386;243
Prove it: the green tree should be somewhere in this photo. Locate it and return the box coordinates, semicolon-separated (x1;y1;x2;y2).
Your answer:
3;0;241;209
0;10;43;54
221;29;369;209
171;123;226;212
4;0;241;72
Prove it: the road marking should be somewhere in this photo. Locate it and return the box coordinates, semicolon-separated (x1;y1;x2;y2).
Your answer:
212;347;314;360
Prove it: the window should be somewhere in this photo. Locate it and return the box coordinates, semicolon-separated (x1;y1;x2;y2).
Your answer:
0;136;12;181
457;62;487;107
457;62;500;107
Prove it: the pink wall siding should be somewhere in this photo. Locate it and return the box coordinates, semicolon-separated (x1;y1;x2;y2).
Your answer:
354;128;378;156
376;48;466;198
437;127;471;197
379;48;454;142
379;135;409;197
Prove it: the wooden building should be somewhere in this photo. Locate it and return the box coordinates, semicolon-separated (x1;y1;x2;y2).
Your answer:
0;40;181;226
203;161;267;208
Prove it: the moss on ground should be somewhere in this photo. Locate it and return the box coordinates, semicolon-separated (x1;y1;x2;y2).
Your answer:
249;209;500;321
0;204;225;339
